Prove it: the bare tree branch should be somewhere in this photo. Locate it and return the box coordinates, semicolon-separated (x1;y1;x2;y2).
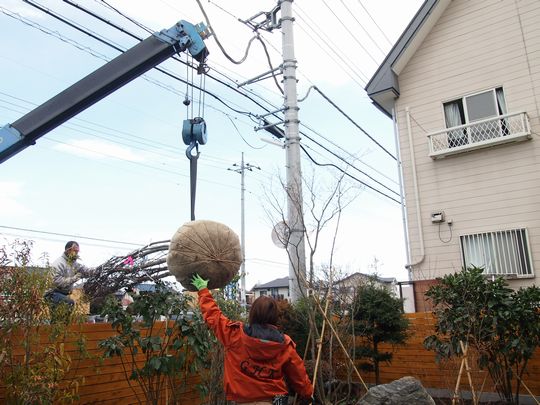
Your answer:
83;240;171;307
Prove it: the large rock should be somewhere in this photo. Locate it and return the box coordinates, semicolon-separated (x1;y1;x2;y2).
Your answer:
358;376;435;405
167;220;242;291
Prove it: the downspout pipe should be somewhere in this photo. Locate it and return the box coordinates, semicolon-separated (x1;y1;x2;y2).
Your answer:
392;109;412;281
404;107;425;275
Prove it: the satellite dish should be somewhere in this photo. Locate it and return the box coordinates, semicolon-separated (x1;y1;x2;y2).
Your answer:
271;221;289;249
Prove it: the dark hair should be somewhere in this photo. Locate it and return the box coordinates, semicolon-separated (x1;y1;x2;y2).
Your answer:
249;295;279;326
65;241;79;251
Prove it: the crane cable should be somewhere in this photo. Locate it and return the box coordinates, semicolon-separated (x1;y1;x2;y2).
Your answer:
182;53;209;221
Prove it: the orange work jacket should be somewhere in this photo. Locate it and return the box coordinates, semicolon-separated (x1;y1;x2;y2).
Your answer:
198;288;313;403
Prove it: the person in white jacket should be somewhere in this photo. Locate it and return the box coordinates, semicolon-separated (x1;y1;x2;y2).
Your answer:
46;241;93;306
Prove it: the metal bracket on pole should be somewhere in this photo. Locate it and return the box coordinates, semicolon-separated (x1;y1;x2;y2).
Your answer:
254;120;285;133
258;108;286;118
241;5;281;32
237;66;283;88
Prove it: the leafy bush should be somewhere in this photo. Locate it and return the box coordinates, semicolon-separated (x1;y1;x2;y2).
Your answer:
99;282;212;405
424;266;540;404
351;280;409;385
0;240;85;404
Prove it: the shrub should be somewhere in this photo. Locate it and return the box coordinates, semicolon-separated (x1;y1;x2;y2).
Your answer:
0;240;85;404
351;280;409;385
424;266;540;404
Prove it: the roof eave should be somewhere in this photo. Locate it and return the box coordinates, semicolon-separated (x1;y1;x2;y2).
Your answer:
365;0;451;116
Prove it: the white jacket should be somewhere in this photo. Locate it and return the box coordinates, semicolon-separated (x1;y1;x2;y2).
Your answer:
50;253;92;294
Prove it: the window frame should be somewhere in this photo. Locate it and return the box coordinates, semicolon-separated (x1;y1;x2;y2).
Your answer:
442;86;507;147
460;228;534;278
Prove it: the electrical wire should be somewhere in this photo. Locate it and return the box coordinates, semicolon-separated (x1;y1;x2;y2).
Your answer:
294;3;369;85
338;0;387;56
299;120;399;187
195;0;258;65
320;0;380;65
311;86;397;160
195;0;283;94
21;0;257;118
0;225;143;246
299;145;400;204
6;1;402;199
356;0;394;47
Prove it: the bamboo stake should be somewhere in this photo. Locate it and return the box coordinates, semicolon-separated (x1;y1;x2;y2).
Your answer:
452;353;466;405
313;298;368;391
312;297;330;392
460;341;477;405
516;374;540;405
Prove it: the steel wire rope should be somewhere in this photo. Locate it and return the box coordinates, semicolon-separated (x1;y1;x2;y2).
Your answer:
74;0;303;135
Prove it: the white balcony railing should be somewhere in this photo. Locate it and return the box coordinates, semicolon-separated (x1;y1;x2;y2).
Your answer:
427;111;531;159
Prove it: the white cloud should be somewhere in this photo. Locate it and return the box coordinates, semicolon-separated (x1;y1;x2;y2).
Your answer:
0;181;31;217
54;139;145;162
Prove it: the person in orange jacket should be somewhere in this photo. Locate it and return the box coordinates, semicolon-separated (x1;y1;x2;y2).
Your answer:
191;274;314;405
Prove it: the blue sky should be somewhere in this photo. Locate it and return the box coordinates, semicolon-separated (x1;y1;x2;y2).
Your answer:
0;0;423;288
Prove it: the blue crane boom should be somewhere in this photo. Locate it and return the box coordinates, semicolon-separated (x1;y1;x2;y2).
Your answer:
0;20;210;164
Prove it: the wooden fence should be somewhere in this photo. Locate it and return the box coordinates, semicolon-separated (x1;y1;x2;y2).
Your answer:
340;312;540;399
1;313;539;403
0;321;204;404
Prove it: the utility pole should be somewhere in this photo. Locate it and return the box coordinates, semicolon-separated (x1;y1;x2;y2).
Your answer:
281;0;306;302
228;153;260;308
241;1;307;302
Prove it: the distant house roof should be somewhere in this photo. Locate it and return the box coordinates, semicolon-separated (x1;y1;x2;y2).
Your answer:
365;0;451;117
336;272;396;286
252;276;289;290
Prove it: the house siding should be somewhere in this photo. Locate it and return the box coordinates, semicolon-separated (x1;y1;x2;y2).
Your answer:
394;0;540;288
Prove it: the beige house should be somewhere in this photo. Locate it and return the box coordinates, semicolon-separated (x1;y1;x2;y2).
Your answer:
366;0;540;310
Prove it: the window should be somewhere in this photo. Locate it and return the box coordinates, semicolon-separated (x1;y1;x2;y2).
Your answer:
460;228;533;276
259;290;267;296
444;87;507;147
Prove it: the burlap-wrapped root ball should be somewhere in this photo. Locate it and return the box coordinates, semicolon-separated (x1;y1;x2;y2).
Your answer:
167;220;243;291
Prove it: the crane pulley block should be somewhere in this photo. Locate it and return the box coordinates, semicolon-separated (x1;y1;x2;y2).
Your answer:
182;117;207;146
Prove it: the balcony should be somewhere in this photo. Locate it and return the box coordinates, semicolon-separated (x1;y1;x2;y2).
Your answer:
427;112;531;159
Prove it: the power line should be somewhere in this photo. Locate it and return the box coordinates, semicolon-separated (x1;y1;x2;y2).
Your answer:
0;225;143;246
299;144;400;204
299;120;399;187
7;1;401;199
294;4;369;85
338;0;387;56
311;86;397;160
320;0;381;65
357;0;394;46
